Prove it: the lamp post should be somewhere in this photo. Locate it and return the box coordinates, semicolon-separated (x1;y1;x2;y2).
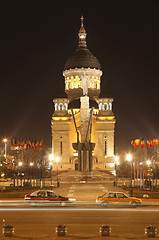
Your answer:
49;154;54;187
3;138;8;184
152;157;155;189
18;162;22;189
139;162;143;189
3;138;7;159
126;153;132;192
114;156;119;187
13;158;15;189
30;162;33;187
55;157;60;187
147;160;151;189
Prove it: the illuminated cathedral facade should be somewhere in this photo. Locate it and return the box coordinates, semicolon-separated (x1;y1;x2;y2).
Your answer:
51;17;116;173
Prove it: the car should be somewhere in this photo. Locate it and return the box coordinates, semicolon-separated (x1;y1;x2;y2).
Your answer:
25;190;69;202
96;192;142;207
24;190;76;205
0;178;8;182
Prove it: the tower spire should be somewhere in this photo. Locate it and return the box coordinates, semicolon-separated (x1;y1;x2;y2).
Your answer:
81;15;84;27
78;15;87;48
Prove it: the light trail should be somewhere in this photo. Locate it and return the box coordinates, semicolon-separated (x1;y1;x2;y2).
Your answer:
0;208;159;212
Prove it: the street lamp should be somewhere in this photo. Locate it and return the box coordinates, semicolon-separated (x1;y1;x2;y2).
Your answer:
114;156;119;187
12;158;16;189
49;161;53;186
126;154;132;162
55;157;60;187
29;162;33;187
146;160;151;189
3;138;7;159
49;154;54;161
147;160;151;166
126;153;132;195
49;154;54;187
139;162;143;189
18;162;22;189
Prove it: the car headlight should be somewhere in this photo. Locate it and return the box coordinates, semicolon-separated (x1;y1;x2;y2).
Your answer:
68;198;76;202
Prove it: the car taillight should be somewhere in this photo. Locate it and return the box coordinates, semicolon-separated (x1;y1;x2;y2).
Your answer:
25;195;31;200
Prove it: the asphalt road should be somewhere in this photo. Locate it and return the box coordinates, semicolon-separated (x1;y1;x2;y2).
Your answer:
1;182;159;207
0;182;159;239
0;208;159;239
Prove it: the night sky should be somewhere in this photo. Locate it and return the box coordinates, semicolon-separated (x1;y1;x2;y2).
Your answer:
0;1;159;153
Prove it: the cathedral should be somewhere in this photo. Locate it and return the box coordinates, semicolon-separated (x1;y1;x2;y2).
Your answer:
51;17;116;174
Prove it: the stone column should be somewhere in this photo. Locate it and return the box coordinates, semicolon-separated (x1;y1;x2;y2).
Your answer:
78;150;82;171
80;95;89;172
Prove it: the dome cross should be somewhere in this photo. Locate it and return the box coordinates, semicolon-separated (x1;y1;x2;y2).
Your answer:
81;15;84;27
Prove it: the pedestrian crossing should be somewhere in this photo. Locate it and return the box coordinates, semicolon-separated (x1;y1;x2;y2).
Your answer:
67;185;76;197
98;184;107;192
67;184;108;198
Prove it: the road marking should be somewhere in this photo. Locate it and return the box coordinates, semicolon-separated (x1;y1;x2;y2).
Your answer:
67;185;76;197
69;190;75;193
98;184;106;192
67;194;74;197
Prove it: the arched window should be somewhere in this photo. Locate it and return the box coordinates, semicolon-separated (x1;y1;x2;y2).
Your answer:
91;76;95;88
102;104;105;110
69;79;71;89
99;103;102;110
65;78;69;90
79;78;81;87
104;103;108;110
75;76;79;88
59;103;63;111
109;103;112;110
71;77;74;89
64;103;67;110
55;103;58;111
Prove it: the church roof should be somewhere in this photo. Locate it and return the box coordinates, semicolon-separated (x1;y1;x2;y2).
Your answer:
64;16;101;71
64;48;101;70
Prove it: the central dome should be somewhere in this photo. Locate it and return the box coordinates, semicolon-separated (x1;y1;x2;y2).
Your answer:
64;48;101;70
63;16;103;102
64;16;101;71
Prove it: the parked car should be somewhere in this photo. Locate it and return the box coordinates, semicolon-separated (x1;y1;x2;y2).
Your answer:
96;192;142;207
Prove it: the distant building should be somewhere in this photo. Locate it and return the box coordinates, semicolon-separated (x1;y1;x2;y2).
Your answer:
51;17;116;173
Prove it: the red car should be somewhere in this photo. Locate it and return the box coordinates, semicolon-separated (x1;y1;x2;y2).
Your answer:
25;190;69;202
